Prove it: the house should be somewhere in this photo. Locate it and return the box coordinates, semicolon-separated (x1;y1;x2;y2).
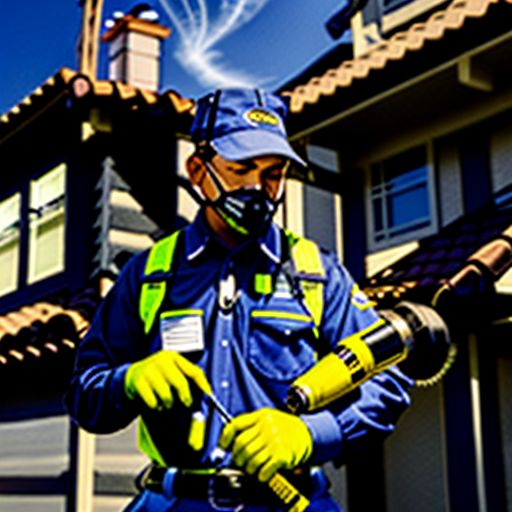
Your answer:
2;1;511;511
0;11;196;512
279;0;512;510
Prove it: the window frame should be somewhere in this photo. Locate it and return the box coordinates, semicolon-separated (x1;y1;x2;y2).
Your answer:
364;0;452;33
0;193;22;296
365;142;438;252
27;163;67;285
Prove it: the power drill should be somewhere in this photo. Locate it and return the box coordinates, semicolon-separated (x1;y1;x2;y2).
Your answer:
286;225;512;414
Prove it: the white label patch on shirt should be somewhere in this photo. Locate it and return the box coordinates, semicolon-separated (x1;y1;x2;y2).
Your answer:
160;314;205;352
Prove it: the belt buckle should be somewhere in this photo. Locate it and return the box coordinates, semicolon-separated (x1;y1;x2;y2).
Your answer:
207;469;245;512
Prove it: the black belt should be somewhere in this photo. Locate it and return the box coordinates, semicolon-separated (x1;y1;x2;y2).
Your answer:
138;465;310;508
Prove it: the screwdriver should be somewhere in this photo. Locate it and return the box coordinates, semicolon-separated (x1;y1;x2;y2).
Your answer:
204;391;311;512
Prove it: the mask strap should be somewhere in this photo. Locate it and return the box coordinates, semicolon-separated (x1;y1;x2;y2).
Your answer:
273;160;290;204
204;161;228;197
178;176;210;206
205;90;222;145
255;88;264;106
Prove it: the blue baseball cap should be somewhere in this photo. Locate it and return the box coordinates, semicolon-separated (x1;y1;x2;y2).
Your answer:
190;89;306;167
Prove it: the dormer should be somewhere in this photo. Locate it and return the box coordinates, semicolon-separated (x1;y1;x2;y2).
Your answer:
351;0;451;56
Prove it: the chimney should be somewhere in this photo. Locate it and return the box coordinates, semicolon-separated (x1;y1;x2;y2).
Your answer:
102;6;171;91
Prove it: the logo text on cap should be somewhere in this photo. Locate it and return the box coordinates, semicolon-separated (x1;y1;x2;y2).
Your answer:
244;108;280;127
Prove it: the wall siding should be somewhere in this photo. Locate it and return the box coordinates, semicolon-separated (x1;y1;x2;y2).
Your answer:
94;421;146;506
0;415;69;512
437;142;464;227
303;184;337;253
498;356;512;512
490;121;512;193
384;386;447;512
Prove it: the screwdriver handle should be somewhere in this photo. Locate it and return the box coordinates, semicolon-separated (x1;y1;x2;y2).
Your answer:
268;472;310;512
205;393;310;511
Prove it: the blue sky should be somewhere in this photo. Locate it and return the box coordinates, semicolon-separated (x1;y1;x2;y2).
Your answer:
1;0;345;115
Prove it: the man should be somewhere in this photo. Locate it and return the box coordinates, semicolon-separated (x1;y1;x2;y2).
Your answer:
66;88;412;511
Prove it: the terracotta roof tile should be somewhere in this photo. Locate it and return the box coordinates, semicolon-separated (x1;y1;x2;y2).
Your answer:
0;288;100;368
364;201;512;305
283;0;508;113
0;68;195;139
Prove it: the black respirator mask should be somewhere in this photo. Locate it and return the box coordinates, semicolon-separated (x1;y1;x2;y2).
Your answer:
201;161;283;236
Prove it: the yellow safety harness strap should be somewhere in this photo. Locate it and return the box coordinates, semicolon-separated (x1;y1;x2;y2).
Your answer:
285;230;326;329
137;230;181;465
139;230;181;335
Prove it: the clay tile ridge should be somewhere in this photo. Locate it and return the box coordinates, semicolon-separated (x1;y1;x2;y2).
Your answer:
283;0;500;113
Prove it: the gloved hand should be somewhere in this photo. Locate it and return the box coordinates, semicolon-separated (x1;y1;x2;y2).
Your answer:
124;350;211;410
219;407;313;482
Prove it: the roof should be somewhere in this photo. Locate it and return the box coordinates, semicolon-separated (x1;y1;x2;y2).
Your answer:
364;196;512;306
92;161;160;277
0;68;195;144
0;288;100;369
101;14;171;42
283;0;512;114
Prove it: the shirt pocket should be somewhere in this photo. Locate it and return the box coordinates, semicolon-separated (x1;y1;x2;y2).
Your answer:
248;309;318;381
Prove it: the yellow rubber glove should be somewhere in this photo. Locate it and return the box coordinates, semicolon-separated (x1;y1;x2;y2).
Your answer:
124;350;211;410
219;408;313;482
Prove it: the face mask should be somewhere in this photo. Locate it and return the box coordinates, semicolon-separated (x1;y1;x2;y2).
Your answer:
204;162;281;236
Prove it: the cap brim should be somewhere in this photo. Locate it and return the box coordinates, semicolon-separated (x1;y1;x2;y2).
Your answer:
211;129;307;168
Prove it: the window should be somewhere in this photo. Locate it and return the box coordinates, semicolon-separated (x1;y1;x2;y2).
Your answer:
382;0;412;14
28;164;66;283
0;194;21;296
369;145;435;247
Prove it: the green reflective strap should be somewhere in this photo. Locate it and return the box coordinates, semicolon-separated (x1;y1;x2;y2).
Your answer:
137;232;182;466
254;273;273;295
285;230;326;329
138;418;166;467
139;231;181;334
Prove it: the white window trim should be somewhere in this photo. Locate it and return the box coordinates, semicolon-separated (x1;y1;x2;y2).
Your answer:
365;141;438;253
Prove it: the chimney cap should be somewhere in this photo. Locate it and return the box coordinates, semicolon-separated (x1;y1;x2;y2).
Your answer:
102;13;171;42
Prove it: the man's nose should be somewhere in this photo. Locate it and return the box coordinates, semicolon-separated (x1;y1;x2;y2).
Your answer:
245;170;264;189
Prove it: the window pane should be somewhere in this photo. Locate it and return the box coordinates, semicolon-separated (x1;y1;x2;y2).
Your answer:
370;145;432;243
31;163;66;210
28;165;66;284
0;194;20;232
29;212;65;283
0;236;19;295
386;166;427;192
373;196;384;232
383;147;427;182
0;194;20;295
387;183;430;228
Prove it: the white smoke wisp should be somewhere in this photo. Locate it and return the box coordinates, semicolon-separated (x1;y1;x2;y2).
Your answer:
156;0;271;89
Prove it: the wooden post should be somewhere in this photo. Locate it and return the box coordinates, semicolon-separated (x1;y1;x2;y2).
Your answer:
79;0;105;78
67;420;96;512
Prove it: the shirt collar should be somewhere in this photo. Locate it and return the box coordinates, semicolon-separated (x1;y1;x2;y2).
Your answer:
259;222;281;264
183;212;282;263
183;212;211;261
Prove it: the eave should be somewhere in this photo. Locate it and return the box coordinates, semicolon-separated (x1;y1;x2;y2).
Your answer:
284;0;512;146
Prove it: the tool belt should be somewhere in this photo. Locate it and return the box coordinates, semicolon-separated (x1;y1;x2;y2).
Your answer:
138;464;311;508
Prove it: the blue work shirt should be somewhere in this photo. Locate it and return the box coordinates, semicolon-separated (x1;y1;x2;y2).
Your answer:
66;212;411;483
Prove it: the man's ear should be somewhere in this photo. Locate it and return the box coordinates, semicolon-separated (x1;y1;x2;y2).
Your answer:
186;154;206;186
